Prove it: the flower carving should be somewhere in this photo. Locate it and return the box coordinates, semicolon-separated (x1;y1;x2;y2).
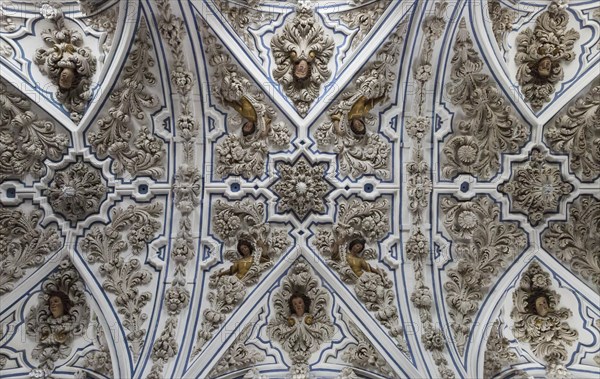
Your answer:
272;156;333;220
499;148;573;226
271;2;335;116
44;159;107;224
515;1;580;110
34;5;97;122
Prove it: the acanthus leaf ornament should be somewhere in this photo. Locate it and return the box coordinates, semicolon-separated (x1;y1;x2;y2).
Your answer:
544;82;600;182
25;258;90;371
511;262;578;376
488;0;516;51
271;2;335;116
200;21;291;179
0;207;63;295
266;258;334;371
0;81;70;181
343;319;397;378
193;199;290;354
315;21;408;180
443;19;529;180
483;321;517;379
79;203;163;359
515;0;580;110
542;196;600;291
87;19;165;180
209;323;265;378
34;5;97;123
441;195;527;354
498;147;573;227
332;1;391;50
313;198;408;352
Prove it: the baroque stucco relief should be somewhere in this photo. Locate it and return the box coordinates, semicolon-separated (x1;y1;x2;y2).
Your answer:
0;0;598;378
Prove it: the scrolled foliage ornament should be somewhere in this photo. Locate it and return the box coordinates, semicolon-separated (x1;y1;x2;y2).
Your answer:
34;5;96;122
515;0;580;110
25;259;90;371
266;258;334;371
271;2;334;116
511;262;578;377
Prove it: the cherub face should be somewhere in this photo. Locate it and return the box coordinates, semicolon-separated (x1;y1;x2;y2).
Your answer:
242;121;256;136
350;118;366;136
59;67;76;89
534;296;550;317
293;59;310;80
49;295;65;319
537;57;552;78
292;297;305;317
350;242;364;255
239;243;251;257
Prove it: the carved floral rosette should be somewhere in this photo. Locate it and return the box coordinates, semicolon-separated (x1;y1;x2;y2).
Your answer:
515;0;580;110
25;259;90;370
313;198;408;351
270;2;335;116
511;261;578;376
200;20;291;179
314;21;407;180
193;199;291;354
266;258;334;367
34;5;97;122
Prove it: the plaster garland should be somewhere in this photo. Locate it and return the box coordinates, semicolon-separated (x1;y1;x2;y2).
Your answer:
488;0;516;51
483;321;517;379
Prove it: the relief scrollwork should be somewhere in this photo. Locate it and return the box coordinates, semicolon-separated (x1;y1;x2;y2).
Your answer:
515;0;580;110
0;208;63;295
544;82;600;182
542;196;600;291
443;19;529;180
25;258;90;371
193;199;291;354
266;258;334;373
333;1;391;50
440;195;527;354
483;321;517;379
314;198;408;352
200;21;291;179
498;147;573;227
342;319;396;378
0;81;70;181
79;203;163;359
488;0;516;51
34;4;97;123
214;0;275;52
271;2;335;116
314;22;407;179
511;261;578;376
87;19;165;180
208;323;265;378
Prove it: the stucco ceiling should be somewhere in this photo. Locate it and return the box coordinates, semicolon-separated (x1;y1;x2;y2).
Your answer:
0;0;599;378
